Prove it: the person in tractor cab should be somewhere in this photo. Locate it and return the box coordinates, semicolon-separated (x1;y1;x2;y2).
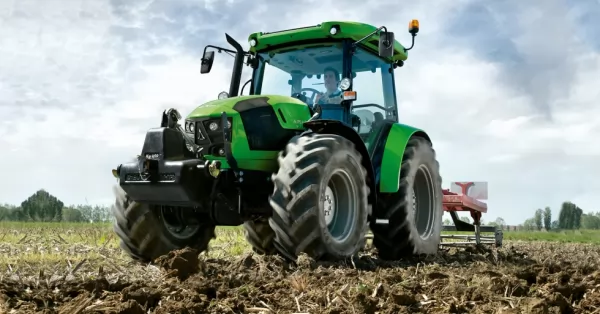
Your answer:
315;67;343;105
313;66;362;131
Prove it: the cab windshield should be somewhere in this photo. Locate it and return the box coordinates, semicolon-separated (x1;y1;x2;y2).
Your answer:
252;43;398;137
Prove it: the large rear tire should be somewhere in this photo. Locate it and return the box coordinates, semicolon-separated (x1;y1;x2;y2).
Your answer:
268;133;371;261
112;185;216;263
370;136;443;260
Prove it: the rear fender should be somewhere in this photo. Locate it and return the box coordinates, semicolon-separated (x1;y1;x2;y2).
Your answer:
303;120;377;209
379;123;431;193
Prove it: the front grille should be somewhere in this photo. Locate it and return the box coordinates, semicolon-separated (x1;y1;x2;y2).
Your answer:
185;117;232;157
239;106;297;151
194;121;210;145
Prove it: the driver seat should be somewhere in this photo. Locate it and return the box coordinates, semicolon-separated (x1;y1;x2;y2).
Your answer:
371;112;384;130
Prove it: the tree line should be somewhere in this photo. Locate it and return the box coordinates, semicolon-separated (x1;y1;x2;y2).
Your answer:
444;201;599;232
0;189;113;223
518;201;600;231
2;190;599;231
510;201;599;231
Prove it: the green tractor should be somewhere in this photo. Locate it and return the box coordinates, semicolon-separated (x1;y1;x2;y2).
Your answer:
111;20;443;263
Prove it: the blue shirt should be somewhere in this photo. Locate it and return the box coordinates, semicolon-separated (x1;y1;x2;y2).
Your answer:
317;89;342;105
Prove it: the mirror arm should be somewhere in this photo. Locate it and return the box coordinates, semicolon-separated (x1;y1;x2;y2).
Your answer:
352;26;388;48
203;44;237;56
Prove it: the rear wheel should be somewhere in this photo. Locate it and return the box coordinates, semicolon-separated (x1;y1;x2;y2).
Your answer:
268;133;371;261
370;136;443;260
112;185;216;263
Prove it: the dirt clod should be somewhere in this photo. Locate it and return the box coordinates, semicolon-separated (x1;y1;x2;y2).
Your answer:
391;292;417;305
117;300;145;314
154;247;200;281
121;284;162;308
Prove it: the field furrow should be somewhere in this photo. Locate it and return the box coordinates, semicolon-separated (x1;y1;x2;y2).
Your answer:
0;224;599;313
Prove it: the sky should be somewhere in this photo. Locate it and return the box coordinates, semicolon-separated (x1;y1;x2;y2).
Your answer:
0;0;599;225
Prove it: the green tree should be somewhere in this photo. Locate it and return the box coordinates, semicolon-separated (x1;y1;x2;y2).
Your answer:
76;204;112;223
20;190;64;222
559;202;575;229
581;214;600;229
534;208;543;231
0;204;25;221
0;204;11;221
573;206;583;229
6;207;25;221
543;207;552;230
62;207;84;222
494;217;506;230
523;218;536;231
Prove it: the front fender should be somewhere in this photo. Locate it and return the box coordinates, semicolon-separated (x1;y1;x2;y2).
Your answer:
379;123;431;193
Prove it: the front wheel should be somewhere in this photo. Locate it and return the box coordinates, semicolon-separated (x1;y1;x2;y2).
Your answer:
268;133;371;261
112;185;216;263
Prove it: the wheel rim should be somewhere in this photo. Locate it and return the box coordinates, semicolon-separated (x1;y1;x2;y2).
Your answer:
160;206;200;240
322;169;358;243
412;165;436;240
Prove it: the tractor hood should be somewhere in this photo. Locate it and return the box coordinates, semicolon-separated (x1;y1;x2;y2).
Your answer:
186;94;308;119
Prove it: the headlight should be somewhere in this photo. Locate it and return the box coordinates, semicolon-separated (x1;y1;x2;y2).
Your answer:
218;91;229;100
226;120;232;128
184;121;194;133
209;121;219;131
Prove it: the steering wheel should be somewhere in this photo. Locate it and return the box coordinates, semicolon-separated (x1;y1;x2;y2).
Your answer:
299;87;321;106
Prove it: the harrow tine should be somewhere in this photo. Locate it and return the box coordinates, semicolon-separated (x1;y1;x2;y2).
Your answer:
440;241;493;247
440;225;503;248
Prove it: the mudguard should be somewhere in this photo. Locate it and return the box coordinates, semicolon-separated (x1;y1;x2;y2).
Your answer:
379;123;431;193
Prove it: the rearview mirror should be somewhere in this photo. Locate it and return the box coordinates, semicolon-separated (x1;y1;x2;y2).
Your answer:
200;51;215;74
378;31;395;58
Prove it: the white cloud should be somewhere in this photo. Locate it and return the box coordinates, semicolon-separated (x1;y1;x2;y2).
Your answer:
0;0;598;226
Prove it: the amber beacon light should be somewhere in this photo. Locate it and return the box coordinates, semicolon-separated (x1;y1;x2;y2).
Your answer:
409;19;419;34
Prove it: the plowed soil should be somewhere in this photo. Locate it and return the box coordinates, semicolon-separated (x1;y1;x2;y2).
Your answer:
1;242;599;314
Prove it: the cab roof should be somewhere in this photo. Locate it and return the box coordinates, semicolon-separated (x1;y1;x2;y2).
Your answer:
247;21;408;62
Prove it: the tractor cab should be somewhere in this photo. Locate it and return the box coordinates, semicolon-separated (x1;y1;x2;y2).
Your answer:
200;21;420;141
250;41;396;140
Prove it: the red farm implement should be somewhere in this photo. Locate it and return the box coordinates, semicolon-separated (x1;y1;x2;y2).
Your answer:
441;188;503;248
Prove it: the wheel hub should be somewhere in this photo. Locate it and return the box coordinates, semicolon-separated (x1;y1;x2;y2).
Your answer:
323;186;336;226
160;206;200;240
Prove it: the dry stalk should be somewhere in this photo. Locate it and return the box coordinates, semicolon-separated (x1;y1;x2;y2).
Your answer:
289;273;308;294
294;295;302;312
246;307;271;313
71;259;87;275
